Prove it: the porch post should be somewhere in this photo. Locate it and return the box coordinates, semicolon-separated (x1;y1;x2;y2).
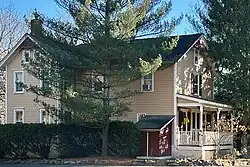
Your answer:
231;112;233;132
146;132;149;157
217;108;221;132
204;112;207;132
190;110;193;132
199;105;204;146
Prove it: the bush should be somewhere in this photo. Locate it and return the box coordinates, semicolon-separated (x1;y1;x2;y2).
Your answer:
109;121;141;157
28;124;58;159
58;124;102;158
0;124;32;159
0;121;141;159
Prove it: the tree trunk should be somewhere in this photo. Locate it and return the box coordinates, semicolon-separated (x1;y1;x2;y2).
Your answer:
101;122;109;156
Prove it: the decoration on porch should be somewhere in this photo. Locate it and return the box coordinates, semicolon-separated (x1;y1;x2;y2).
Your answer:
184;116;190;125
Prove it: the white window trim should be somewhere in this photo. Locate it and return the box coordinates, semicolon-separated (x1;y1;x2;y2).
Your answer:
193;73;201;96
141;72;154;92
22;50;32;64
40;109;50;124
13;71;24;94
137;113;147;122
194;48;199;65
13;108;24;123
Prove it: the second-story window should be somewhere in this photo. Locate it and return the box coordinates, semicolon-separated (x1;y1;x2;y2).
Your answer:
92;74;104;92
40;76;52;93
194;48;199;65
14;71;24;93
141;73;154;92
191;73;202;96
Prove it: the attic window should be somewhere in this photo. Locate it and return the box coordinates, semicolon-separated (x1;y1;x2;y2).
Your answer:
22;50;31;64
194;48;199;65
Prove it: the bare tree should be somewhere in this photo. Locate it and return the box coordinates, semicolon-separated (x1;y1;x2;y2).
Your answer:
0;4;27;124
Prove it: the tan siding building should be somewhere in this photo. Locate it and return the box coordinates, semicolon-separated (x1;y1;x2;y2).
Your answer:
0;31;233;160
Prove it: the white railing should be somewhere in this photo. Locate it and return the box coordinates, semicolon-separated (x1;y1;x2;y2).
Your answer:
177;130;233;146
177;130;200;145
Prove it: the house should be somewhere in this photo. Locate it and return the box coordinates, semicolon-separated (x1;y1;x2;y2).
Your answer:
0;16;233;160
130;34;233;160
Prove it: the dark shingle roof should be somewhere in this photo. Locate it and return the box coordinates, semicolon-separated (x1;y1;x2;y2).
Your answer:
136;115;175;129
136;33;203;62
166;33;203;61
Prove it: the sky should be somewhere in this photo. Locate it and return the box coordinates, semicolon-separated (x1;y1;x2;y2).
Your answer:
0;0;198;35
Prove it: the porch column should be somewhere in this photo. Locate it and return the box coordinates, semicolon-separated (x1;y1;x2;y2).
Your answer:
204;112;207;132
146;132;149;157
217;108;221;132
199;105;204;146
231;112;233;132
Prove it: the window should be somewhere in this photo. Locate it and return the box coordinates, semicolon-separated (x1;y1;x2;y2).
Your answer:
14;109;24;123
137;113;147;122
191;73;202;96
40;109;49;124
194;48;199;65
40;75;52;93
92;74;104;92
22;50;31;64
141;73;154;92
14;71;24;93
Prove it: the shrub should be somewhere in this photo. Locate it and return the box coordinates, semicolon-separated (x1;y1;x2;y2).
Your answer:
28;124;58;159
0;121;141;159
109;121;141;157
0;124;32;159
58;123;102;158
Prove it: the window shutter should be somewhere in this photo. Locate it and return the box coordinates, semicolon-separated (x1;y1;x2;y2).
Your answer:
191;73;195;94
199;75;202;96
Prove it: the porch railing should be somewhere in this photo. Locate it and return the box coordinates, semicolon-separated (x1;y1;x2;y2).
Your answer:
177;131;233;146
177;130;200;145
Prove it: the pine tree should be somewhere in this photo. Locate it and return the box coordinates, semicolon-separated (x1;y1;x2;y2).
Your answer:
25;0;182;155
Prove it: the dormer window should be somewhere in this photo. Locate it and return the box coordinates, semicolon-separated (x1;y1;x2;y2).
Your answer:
22;50;31;64
194;48;199;65
141;73;154;92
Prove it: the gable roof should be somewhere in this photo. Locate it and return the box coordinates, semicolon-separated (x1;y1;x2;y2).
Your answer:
0;34;38;68
167;33;204;61
0;33;205;68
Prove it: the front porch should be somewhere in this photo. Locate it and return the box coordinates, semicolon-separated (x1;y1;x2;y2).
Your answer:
176;94;233;159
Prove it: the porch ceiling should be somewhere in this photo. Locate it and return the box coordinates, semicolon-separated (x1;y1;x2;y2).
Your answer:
177;94;232;111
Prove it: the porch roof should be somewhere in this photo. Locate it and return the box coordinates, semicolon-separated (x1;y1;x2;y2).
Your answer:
177;94;232;110
136;115;175;130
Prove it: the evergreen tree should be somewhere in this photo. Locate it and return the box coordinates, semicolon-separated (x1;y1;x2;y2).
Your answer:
25;0;182;155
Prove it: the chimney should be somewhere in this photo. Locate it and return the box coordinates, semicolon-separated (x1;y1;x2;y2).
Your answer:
30;10;43;36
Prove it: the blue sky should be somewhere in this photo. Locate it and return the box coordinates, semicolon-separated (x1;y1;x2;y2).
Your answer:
0;0;197;35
